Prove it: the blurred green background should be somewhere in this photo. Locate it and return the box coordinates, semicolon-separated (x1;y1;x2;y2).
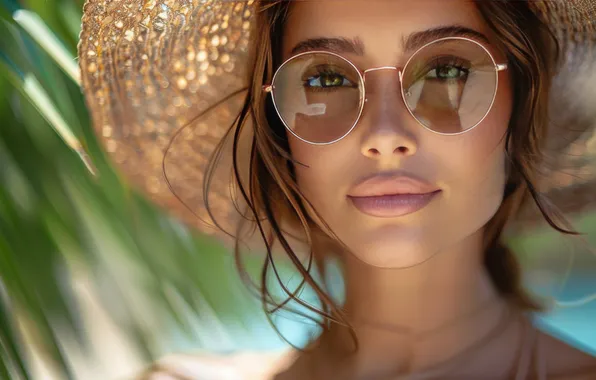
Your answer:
1;1;596;379
0;1;303;378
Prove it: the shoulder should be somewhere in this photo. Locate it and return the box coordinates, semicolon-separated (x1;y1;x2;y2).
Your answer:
537;330;596;379
134;349;296;380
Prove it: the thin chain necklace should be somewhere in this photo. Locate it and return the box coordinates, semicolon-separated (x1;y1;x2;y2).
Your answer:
305;300;519;380
349;294;499;341
394;302;516;380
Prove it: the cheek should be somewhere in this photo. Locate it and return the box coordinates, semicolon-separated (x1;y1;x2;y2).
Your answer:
288;135;343;193
428;88;512;254
412;88;512;261
287;134;356;225
447;119;507;177
435;73;512;186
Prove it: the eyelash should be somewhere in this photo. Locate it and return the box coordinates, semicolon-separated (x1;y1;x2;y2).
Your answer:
301;55;471;91
424;56;471;78
302;66;358;91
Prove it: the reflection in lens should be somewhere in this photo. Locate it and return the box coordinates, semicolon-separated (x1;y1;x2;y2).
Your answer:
402;38;498;134
272;52;364;144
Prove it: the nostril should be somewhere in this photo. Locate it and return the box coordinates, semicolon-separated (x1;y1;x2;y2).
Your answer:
396;146;409;154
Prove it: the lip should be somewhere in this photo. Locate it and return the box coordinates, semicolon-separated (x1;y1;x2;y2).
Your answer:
347;171;441;217
348;191;441;217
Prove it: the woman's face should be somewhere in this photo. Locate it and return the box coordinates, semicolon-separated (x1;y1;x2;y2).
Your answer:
280;0;513;268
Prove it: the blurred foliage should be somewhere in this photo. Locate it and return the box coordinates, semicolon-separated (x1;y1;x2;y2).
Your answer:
0;1;291;379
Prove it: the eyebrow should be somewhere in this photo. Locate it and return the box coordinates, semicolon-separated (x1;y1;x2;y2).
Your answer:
289;25;491;56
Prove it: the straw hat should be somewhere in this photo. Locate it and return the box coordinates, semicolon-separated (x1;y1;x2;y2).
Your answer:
78;0;596;248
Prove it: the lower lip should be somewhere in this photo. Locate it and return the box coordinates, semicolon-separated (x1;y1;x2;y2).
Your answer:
348;191;441;218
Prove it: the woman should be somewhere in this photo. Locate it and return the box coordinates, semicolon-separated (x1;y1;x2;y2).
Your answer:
78;0;596;378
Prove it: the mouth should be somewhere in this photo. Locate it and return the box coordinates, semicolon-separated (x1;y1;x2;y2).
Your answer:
347;190;442;218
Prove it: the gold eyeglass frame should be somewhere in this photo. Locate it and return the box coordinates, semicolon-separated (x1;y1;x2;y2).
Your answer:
262;36;509;146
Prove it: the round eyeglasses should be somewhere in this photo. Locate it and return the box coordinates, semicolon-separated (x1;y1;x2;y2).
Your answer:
263;36;508;145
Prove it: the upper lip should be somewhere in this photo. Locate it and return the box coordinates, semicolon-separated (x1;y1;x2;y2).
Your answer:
348;170;440;197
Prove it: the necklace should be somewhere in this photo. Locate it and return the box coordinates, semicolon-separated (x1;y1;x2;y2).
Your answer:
350;294;500;341
395;302;516;380
304;300;518;380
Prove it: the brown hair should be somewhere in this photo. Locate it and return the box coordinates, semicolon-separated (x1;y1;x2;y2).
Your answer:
207;0;579;349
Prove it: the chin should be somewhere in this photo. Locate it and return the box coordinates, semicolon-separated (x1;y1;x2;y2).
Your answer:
344;226;444;268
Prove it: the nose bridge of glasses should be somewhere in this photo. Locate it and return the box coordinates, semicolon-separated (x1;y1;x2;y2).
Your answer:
362;66;404;102
363;66;402;81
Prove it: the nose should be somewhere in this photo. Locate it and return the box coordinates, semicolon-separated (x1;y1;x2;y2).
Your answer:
359;70;418;159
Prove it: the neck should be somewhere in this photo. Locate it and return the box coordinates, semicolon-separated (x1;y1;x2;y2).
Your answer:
310;229;514;378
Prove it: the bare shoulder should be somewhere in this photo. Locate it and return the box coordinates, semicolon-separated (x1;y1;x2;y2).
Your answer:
538;330;596;379
134;350;296;380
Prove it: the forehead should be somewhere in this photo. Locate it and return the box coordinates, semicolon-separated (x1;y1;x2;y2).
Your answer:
281;0;494;63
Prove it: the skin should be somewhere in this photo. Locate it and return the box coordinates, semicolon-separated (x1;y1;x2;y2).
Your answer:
285;2;511;271
142;1;596;379
277;0;513;376
272;0;596;379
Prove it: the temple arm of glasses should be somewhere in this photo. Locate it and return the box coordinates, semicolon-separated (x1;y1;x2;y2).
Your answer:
263;85;273;93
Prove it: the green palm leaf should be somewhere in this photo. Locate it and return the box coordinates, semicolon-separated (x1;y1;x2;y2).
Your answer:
0;2;285;379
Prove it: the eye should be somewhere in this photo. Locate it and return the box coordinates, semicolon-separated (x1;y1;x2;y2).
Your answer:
302;63;358;90
423;56;471;81
426;64;469;80
306;72;354;88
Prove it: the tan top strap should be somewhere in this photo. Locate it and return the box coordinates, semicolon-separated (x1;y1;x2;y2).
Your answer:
515;313;540;380
535;325;547;380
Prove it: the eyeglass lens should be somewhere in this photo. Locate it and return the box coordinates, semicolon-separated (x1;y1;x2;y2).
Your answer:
271;38;499;144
